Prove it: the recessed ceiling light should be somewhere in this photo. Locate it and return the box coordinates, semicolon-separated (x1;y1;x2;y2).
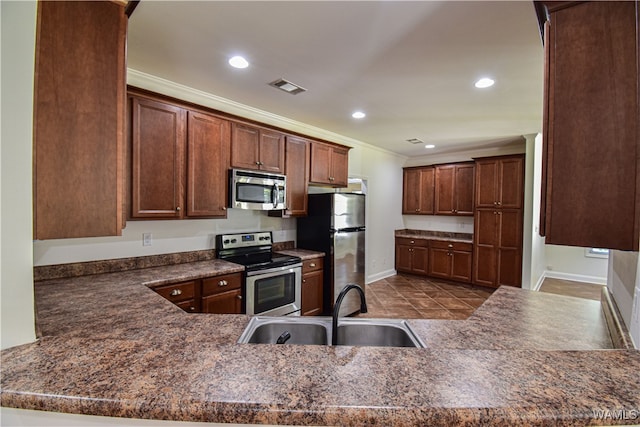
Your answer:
352;111;366;119
475;77;495;88
425;144;436;149
228;56;249;69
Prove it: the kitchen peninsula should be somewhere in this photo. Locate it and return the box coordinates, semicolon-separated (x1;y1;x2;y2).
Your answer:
2;253;639;426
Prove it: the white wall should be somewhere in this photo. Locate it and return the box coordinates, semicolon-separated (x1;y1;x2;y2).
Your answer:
544;245;608;285
529;134;547;290
1;0;38;350
607;250;640;347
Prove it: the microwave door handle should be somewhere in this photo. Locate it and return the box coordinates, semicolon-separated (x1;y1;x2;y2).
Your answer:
272;183;278;208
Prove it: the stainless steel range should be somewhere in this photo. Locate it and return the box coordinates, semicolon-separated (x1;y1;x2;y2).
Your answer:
216;231;302;316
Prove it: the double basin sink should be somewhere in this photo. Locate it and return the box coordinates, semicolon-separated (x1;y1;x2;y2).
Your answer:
238;316;425;348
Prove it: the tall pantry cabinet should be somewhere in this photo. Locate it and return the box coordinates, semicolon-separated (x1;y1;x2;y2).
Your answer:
473;155;524;288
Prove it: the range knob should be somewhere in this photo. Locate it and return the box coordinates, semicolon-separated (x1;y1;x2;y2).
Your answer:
231;239;237;243
223;239;230;244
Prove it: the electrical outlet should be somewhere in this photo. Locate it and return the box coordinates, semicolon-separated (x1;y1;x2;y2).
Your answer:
143;233;152;246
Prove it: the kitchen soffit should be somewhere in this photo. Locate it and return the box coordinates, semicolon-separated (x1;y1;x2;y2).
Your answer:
127;1;543;157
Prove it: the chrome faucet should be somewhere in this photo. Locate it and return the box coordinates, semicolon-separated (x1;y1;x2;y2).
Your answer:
332;284;368;345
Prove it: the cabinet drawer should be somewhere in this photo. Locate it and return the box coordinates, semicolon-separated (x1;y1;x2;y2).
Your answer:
202;273;242;297
176;299;199;313
153;280;196;303
303;257;324;274
430;240;472;252
395;237;429;247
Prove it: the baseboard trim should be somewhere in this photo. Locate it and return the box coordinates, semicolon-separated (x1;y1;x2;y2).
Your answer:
367;269;397;284
601;287;633;349
542;270;607;286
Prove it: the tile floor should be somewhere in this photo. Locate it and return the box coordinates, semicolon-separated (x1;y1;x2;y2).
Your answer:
358;274;495;320
358;274;601;320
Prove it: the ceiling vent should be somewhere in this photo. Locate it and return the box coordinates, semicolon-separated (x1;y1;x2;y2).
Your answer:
406;138;424;144
269;78;307;95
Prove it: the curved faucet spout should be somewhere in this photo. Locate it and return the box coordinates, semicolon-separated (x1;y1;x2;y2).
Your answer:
332;284;367;345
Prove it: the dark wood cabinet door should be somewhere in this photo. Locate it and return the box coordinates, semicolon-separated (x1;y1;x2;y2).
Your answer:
284;136;309;216
395;243;413;273
186;111;230;217
258;129;285;173
454;164;474;215
473;209;499;287
130;96;186;218
231;123;260;171
310;142;332;184
428;247;452;279
435;165;455;214
330;146;349;187
412;246;429;275
541;1;639;250
498;157;524;209
403;169;422;214
451;250;472;283
202;289;242;314
419;167;435;214
475;159;498;208
34;0;126;239
301;270;323;316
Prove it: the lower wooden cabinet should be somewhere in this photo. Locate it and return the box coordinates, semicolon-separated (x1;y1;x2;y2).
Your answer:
428;241;472;283
151;272;242;314
301;257;324;316
152;280;200;313
396;237;472;284
201;273;243;314
395;238;429;275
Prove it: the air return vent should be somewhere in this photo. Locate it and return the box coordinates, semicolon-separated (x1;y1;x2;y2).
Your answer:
269;78;306;95
406;138;424;144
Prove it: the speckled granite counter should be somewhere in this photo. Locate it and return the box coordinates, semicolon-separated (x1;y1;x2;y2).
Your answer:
2;259;640;426
396;228;473;243
277;248;325;260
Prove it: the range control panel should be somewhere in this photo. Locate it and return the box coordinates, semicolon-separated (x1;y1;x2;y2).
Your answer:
217;231;272;250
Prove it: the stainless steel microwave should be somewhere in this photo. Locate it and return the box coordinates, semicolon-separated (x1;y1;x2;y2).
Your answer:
229;169;286;210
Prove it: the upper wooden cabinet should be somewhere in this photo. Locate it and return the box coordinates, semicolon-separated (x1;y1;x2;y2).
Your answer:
402;167;435;215
34;1;127;239
128;91;230;219
309;141;349;187
475;155;524;210
231;123;285;174
539;1;640;250
283;135;310;216
434;163;474;215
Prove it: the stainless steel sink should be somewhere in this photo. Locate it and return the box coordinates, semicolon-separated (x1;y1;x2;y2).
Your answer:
335;319;422;347
238;317;425;348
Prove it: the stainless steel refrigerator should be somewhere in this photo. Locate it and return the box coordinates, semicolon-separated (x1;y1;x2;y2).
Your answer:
296;193;365;316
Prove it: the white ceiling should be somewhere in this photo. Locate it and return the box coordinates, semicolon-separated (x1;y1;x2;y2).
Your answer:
127;1;544;157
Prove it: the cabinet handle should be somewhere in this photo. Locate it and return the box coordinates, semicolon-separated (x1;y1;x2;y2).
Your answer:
309;263;316;267
218;280;228;287
329;176;335;181
255;161;263;166
410;240;415;244
237;295;242;300
303;279;306;283
189;306;196;312
497;201;502;206
222;206;227;211
170;289;182;296
448;244;453;248
176;206;181;212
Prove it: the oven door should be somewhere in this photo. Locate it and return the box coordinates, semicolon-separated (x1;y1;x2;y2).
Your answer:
245;264;301;316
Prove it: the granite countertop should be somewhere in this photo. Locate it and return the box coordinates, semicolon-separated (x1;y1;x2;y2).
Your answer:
2;259;640;426
277;248;325;260
395;228;473;243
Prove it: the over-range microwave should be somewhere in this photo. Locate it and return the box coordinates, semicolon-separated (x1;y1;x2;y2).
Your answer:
229;169;286;210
